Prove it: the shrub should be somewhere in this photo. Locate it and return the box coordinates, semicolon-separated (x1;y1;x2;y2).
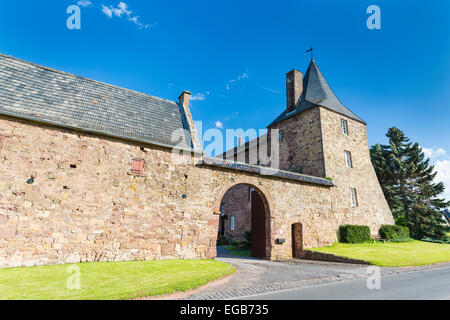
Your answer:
217;236;230;246
422;237;450;244
338;225;371;243
379;225;410;241
240;231;252;250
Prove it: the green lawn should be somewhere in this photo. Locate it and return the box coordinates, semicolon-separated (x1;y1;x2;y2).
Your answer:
226;245;252;257
310;241;450;267
0;260;235;300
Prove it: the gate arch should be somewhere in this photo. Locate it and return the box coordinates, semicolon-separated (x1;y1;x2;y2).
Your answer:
214;182;272;259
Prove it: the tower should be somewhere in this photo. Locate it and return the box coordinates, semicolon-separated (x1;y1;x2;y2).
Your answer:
269;59;394;231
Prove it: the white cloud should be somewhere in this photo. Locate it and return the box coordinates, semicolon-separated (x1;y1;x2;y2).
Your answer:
101;4;113;18
262;87;282;94
101;2;155;29
77;0;92;7
238;72;249;80
118;2;132;15
215;121;224;129
226;71;249;91
423;146;450;202
191;93;206;101
423;147;447;159
435;160;450;202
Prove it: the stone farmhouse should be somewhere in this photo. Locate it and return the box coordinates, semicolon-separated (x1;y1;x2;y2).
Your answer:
0;54;393;267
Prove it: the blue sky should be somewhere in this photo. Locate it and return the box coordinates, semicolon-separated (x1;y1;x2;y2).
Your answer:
0;0;449;199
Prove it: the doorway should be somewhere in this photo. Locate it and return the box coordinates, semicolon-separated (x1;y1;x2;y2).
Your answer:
292;223;303;258
217;184;270;259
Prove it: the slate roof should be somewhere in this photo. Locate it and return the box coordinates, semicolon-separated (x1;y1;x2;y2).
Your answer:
200;157;334;187
0;54;192;150
269;59;365;127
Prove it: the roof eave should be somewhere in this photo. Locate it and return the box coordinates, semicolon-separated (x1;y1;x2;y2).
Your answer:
268;104;366;128
0;110;200;156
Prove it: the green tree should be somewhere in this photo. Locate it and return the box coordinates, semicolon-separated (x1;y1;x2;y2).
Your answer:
370;127;449;240
370;143;403;219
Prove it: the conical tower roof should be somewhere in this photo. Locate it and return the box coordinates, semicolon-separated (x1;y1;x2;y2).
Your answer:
269;59;365;127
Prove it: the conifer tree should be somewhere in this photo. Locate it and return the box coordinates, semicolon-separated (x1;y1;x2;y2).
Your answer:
370;127;449;239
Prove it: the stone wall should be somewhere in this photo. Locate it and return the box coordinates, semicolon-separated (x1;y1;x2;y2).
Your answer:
319;107;394;233
268;106;393;236
0;108;394;268
220;184;252;242
0;115;341;267
269;107;326;177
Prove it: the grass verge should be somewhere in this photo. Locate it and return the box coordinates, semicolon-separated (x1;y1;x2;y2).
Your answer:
0;260;235;300
310;240;450;267
226;245;252;257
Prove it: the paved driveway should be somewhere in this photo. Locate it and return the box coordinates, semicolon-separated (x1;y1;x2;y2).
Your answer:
236;265;450;300
186;247;450;300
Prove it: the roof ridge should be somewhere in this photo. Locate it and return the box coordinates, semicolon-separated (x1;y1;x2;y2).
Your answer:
0;53;178;105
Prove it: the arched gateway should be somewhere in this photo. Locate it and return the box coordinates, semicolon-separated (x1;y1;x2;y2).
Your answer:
215;183;271;259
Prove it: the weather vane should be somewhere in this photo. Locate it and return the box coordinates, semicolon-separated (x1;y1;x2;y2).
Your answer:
306;47;314;59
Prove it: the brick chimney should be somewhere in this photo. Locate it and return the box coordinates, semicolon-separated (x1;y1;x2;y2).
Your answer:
178;90;203;154
286;69;303;113
178;91;191;109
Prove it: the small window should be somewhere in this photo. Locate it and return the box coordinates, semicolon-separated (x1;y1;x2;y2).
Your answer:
249;187;255;202
230;216;235;231
131;158;145;175
350;188;358;207
341;119;348;135
345;151;353;168
279;129;285;141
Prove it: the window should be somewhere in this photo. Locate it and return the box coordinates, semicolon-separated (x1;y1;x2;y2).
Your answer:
230;216;235;231
341;119;348;135
345;151;353;168
131;158;145;175
350;188;358;207
248;187;255;202
279;129;285;141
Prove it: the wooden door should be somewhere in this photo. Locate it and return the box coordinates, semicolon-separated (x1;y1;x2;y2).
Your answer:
292;223;303;258
251;191;266;258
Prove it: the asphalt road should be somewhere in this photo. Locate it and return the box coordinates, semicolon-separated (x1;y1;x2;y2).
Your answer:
234;265;450;300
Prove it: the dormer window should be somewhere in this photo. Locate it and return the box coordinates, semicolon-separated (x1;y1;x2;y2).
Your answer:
341;119;348;135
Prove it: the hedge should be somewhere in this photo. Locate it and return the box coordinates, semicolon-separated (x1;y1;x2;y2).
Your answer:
338;225;371;243
379;225;410;241
421;237;450;244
